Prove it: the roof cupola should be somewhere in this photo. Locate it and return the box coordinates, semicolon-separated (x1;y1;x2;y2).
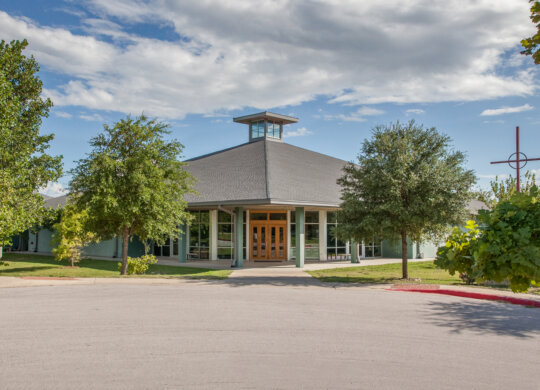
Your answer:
233;111;298;142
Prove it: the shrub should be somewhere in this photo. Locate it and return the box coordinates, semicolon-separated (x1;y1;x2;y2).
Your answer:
474;192;540;292
435;220;480;284
118;254;157;275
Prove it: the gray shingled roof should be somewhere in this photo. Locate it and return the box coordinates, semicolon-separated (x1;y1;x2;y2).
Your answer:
184;139;347;207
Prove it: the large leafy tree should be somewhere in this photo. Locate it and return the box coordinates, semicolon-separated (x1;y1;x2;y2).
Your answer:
521;1;540;64
69;115;194;275
338;121;475;279
0;39;62;257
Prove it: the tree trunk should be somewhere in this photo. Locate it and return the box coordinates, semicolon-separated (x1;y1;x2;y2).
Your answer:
401;228;408;279
70;255;74;267
120;226;129;275
0;246;3;260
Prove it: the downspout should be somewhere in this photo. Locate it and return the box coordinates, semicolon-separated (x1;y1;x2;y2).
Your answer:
217;205;234;216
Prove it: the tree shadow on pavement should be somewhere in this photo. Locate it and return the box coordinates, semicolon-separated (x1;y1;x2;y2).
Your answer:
424;299;540;338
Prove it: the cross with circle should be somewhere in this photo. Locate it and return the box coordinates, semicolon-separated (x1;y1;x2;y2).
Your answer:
490;126;540;192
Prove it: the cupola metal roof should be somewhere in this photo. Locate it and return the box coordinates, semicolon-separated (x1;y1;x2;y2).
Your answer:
233;111;299;125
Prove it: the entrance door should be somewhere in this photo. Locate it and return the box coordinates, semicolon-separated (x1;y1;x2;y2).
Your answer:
250;221;287;261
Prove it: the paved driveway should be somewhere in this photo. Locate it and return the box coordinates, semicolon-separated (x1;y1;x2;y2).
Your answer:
1;280;539;389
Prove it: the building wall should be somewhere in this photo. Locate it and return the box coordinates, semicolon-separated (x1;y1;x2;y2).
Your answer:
382;237;441;259
28;228;146;258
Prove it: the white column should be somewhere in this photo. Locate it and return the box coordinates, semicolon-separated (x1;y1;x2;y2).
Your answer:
361;241;366;258
210;209;218;260
318;210;327;261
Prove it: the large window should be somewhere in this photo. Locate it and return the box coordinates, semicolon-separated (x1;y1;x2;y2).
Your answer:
290;211;319;260
250;120;265;139
217;211;234;259
364;239;382;258
326;211;348;260
189;210;210;259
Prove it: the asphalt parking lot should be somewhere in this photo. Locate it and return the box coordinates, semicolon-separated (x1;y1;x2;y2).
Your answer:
2;279;539;389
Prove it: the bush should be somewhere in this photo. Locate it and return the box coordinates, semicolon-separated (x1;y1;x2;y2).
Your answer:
475;192;540;292
435;220;480;284
118;254;158;275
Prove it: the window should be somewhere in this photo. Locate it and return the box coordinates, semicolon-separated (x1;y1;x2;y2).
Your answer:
250;120;265;139
364;239;382;258
290;211;319;260
267;121;281;139
326;211;348;260
305;211;319;259
189;210;210;259
217;211;234;259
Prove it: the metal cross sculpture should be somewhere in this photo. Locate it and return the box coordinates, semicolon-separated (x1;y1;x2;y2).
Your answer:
490;126;540;192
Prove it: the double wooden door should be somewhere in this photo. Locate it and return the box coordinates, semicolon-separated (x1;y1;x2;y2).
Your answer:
250;221;287;261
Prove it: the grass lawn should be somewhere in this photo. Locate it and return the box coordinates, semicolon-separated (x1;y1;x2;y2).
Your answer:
307;260;540;295
0;253;231;279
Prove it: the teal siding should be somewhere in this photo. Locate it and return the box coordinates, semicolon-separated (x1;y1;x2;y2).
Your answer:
83;238;117;258
27;229;146;259
381;237;414;259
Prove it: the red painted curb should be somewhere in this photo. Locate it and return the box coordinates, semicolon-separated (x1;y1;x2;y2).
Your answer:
388;287;540;308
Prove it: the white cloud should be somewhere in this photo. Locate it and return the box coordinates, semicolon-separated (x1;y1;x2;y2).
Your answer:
79;113;104;121
0;1;537;119
325;106;384;122
406;108;425;115
40;182;67;197
284;127;313;138
54;111;72;118
480;104;534;116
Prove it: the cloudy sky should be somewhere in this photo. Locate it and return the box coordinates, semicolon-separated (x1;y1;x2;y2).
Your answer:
1;0;539;196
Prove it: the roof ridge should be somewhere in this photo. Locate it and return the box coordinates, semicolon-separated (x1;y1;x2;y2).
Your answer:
263;140;270;199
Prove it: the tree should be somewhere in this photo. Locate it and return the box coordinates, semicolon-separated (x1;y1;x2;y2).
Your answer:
436;190;540;292
482;171;537;208
52;202;95;267
0;39;63;258
474;190;540;292
337;120;475;279
69;115;194;275
521;1;540;64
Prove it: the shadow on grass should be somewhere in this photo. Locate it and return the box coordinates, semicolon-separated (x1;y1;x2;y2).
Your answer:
423;299;540;338
0;265;57;274
1;253;225;278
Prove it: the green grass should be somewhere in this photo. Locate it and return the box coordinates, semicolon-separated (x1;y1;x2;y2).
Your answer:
307;260;540;295
308;261;461;285
0;253;231;279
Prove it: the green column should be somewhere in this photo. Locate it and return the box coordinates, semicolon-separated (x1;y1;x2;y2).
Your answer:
179;223;188;263
295;207;305;268
234;207;244;267
351;240;359;263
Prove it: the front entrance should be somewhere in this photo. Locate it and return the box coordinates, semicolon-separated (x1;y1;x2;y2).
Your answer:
250;211;287;261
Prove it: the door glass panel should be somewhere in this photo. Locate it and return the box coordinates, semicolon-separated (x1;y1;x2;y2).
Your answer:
252;227;258;257
271;227;276;257
269;213;286;221
251;213;267;221
260;226;266;258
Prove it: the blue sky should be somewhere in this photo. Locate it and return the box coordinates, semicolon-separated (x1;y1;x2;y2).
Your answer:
1;0;540;196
